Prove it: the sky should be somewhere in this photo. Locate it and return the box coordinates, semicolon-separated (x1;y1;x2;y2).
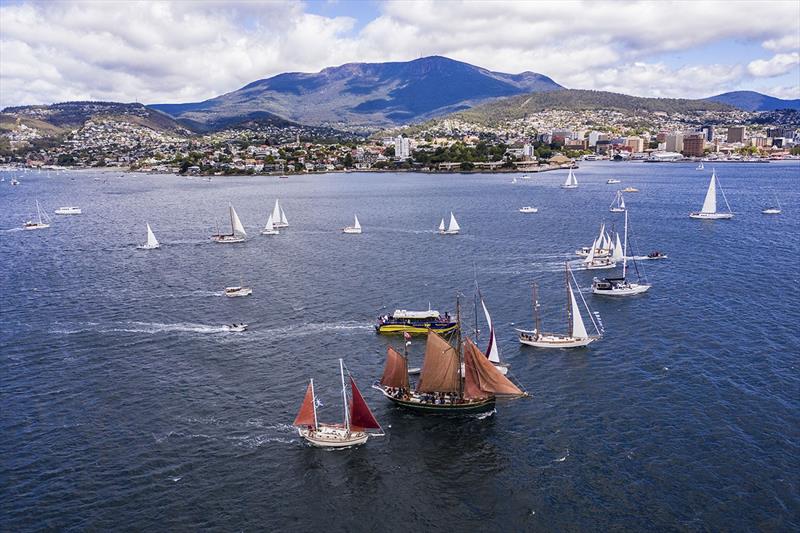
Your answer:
1;0;798;108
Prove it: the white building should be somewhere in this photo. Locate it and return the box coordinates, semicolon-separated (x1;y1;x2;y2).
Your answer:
395;135;410;159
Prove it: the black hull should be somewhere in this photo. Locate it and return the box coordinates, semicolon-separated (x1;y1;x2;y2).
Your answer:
385;395;495;415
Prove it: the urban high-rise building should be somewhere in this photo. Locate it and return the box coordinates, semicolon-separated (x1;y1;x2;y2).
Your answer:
727;126;746;143
665;132;684;153
395;135;410;159
682;134;705;157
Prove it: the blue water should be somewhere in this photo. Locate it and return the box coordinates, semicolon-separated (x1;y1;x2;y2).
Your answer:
1;162;799;531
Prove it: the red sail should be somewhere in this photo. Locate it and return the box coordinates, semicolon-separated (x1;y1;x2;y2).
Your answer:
293;382;316;427
349;377;382;431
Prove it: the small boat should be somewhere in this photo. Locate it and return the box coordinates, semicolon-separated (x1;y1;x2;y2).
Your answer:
696;161;704;170
560;168;578;189
343;214;362;234
607;178;621;184
211;203;247;243
271;199;289;228
260;213;279;235
646;251;668;260
511;178;517;184
223;323;248;332
137;223;160;249
23;200;51;230
592;210;651;296
438;212;460;235
278;175;289;179
762;193;781;215
689;170;733;219
609;191;626;213
519;206;538;213
224;286;252;297
622;187;639;193
517;264;602;348
294;359;383;448
376;309;457;335
11;178;20;186
374;312;526;415
54;206;82;215
520;174;531;180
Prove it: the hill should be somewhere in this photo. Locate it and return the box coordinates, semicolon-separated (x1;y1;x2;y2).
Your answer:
151;56;562;131
707;91;800;111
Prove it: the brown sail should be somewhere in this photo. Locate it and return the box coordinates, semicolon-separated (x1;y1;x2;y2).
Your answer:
463;338;489;400
380;346;410;390
349;377;382;432
293;382;316;427
417;330;460;393
463;338;525;397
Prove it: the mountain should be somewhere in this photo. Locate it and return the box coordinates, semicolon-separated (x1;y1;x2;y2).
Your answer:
1;101;188;135
447;89;735;125
151;56;562;131
707;91;800;111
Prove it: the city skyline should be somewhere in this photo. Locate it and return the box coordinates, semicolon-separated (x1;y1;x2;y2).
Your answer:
1;0;799;108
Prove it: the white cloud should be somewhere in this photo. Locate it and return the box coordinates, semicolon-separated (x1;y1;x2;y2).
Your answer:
1;0;799;108
747;53;800;77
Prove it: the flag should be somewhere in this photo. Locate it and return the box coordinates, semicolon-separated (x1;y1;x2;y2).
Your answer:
314;397;324;408
403;332;411;341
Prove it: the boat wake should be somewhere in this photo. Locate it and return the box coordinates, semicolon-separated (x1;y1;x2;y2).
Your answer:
554;449;570;462
152;423;298;448
1;227;24;232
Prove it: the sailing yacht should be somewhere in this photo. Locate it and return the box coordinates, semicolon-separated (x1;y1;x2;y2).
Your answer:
137;223;160;249
294;359;383;448
584;237;616;269
762;193;781;215
689;170;733;219
478;293;509;375
575;223;611;258
211;203;247;243
517;264;602;348
271;199;289;228
561;168;578;189
697;161;705;170
438;212;460;235
592;209;651;296
374;323;526;414
260;213;279;235
22;200;50;230
609;190;626;213
343;214;362;234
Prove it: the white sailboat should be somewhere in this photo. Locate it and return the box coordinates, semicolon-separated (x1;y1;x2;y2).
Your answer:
211;203;247;243
438;212;460;235
479;295;509;375
609;190;626;213
343;214;362;234
689;170;733;219
517;264;602;348
260;213;279;235
23;200;50;230
137;223;160;249
592;209;651;296
575;222;611;258
584;238;616;269
762;193;781;215
560;168;578;189
271;199;289;228
696;161;704;170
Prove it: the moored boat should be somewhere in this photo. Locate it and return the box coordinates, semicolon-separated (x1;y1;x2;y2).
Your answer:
376;309;457;335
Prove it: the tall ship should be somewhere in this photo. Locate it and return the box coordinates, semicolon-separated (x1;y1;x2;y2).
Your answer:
374;305;527;414
375;308;458;335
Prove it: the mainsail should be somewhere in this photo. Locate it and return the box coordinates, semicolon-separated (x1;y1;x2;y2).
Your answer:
380;347;410;390
480;297;501;364
349;377;382;431
568;283;589;339
438;218;446;232
264;213;275;232
353;214;361;230
417;331;460;393
700;172;717;213
293;382;317;427
448;212;460;232
462;338;523;398
611;233;624;262
563;168;578;187
272;199;282;223
280;207;288;226
145;223;159;248
230;205;246;238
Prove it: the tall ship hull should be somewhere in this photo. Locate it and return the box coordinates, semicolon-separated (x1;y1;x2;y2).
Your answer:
377;389;495;414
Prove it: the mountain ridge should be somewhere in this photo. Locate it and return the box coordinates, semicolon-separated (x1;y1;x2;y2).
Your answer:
707;90;800;111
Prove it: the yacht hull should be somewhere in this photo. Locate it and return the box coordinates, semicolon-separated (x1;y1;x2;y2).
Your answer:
298;426;369;448
689;212;733;219
517;330;596;348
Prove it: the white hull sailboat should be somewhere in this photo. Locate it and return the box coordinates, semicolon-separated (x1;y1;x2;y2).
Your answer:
294;359;383;448
271;199;289;228
23;200;51;230
260;213;279;235
609;190;626;213
561;168;578;189
592;209;651;296
584;232;616;270
212;203;247;243
137;223;160;249
697;161;704;170
343;214;362;234
438;212;460;235
762;193;781;215
517;264;602;348
690;170;733;219
54;206;82;215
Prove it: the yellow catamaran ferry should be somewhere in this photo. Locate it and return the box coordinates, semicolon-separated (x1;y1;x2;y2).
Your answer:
375;309;458;335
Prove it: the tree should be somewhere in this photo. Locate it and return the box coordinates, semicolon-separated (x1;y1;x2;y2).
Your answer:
383;146;395;157
460;161;475;171
342;153;354;167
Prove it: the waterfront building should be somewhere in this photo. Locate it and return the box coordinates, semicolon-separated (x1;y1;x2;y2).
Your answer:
624;136;644;153
395;136;410;159
665;132;684;153
727;126;746;143
682;134;706;157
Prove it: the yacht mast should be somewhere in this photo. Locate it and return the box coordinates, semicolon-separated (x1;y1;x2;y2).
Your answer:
622;209;629;279
310;379;319;431
566;264;573;338
339;359;349;432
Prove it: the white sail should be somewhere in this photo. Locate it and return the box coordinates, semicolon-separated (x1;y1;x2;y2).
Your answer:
230;205;246;238
612;233;623;261
585;237;598;263
448;212;460;232
353;214;361;230
597;223;606;246
620;194;625;209
146;223;159;247
480;298;501;364
272;199;281;222
280;207;288;226
439;218;445;231
264;213;275;232
563;168;578;187
568;283;589;339
700;172;717;213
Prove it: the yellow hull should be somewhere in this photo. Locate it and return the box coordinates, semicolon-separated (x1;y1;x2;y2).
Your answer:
376;323;458;335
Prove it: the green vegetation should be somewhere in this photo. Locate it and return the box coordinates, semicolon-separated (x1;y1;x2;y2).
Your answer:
412;141;508;165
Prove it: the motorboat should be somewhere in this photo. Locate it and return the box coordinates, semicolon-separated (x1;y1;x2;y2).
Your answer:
224;286;253;297
622;187;639;193
54;206;82;215
519;206;538;213
223;323;248;332
607;178;621;184
375;309;457;335
646;251;668;260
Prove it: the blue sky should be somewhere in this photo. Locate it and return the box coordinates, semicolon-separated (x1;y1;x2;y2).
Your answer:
1;0;798;107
